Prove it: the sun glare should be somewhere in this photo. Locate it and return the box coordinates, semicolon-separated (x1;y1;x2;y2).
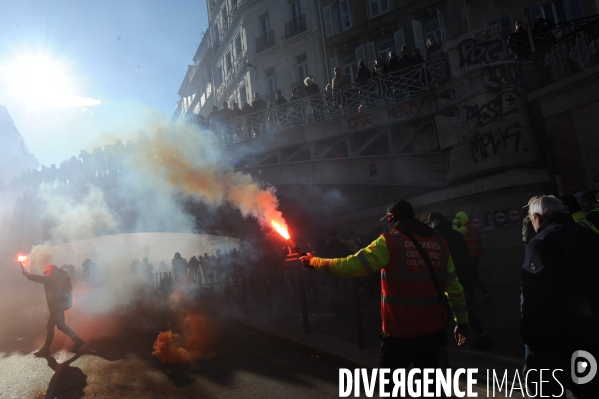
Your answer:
1;52;100;109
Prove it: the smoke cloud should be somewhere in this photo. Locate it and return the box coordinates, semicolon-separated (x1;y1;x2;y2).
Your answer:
1;115;285;354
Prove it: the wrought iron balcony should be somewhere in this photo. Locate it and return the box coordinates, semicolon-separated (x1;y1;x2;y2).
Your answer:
535;16;599;84
284;15;307;40
211;58;451;144
255;30;275;54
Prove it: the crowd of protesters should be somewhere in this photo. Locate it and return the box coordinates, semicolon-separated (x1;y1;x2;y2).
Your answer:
7;134;153;195
205;41;448;142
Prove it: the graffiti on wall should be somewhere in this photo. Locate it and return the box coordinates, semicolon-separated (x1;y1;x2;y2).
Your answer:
458;38;507;67
347;113;377;131
463;91;521;129
482;64;527;92
387;97;427;121
471;124;529;163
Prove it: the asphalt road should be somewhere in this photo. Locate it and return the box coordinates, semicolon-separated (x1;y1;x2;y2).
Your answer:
0;310;360;399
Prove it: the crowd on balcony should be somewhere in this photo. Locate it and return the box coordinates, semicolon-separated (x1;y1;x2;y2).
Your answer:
204;40;448;143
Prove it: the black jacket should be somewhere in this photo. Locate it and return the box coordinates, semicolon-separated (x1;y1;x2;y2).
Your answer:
431;217;471;283
520;213;599;356
27;268;73;311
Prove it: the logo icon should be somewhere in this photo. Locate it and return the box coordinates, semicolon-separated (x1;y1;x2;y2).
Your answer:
571;350;597;384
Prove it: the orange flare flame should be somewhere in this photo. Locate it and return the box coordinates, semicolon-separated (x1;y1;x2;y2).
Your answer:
271;220;290;240
17;255;28;262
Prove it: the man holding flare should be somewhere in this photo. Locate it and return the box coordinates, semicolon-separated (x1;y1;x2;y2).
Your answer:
20;257;84;357
299;200;468;370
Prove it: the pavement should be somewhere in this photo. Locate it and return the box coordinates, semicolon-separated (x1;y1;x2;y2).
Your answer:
0;275;533;398
208;275;530;398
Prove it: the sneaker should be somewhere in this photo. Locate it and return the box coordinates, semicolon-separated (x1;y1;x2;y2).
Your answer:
482;295;493;304
34;347;50;357
471;335;493;350
72;338;85;352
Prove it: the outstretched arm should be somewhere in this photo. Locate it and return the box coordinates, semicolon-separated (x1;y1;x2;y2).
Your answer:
301;236;390;278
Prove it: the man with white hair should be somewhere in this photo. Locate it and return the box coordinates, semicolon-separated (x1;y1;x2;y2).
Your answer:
521;195;599;397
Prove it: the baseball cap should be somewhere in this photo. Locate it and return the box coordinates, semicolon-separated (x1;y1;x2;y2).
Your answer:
380;200;415;221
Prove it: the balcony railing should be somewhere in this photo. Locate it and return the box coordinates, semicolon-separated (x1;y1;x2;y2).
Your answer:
284;14;307;40
208;58;449;144
535;16;599;84
255;30;275;54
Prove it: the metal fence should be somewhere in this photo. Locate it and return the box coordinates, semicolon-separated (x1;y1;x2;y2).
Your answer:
537;17;599;83
209;58;448;144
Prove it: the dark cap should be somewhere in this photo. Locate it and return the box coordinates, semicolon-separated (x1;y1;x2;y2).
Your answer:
380;200;414;221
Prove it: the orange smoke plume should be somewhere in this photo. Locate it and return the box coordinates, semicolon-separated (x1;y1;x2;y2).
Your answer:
152;331;191;364
152;312;218;364
140;128;287;230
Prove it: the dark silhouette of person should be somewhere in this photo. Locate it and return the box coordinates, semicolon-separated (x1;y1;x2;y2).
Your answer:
188;255;200;284
171;252;188;282
22;265;84;356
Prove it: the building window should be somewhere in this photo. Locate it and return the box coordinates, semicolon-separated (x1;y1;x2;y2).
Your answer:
487;14;512;37
543;1;568;24
266;68;277;98
235;35;242;56
323;6;335;37
425;21;444;45
368;0;389;18
343;55;357;83
378;40;395;60
221;8;228;28
260;13;270;36
240;85;247;104
336;0;351;33
225;52;233;72
291;1;301;20
296;55;308;82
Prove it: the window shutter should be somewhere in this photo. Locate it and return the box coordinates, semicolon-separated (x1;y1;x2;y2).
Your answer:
394;29;406;53
437;9;447;49
340;0;352;29
380;0;389;13
528;5;542;22
355;45;366;66
412;20;426;60
323;6;335;37
568;0;584;19
329;57;339;70
365;42;377;65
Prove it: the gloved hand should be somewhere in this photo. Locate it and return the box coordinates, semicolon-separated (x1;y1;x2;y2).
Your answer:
299;253;313;269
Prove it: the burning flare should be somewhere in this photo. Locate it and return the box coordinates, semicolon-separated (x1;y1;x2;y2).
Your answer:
271;220;290;240
17;255;28;262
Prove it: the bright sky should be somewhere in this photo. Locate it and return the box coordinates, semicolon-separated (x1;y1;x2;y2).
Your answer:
0;0;207;167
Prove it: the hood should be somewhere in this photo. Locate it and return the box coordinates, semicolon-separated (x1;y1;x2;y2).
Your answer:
392;219;434;237
455;211;469;225
431;216;453;232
